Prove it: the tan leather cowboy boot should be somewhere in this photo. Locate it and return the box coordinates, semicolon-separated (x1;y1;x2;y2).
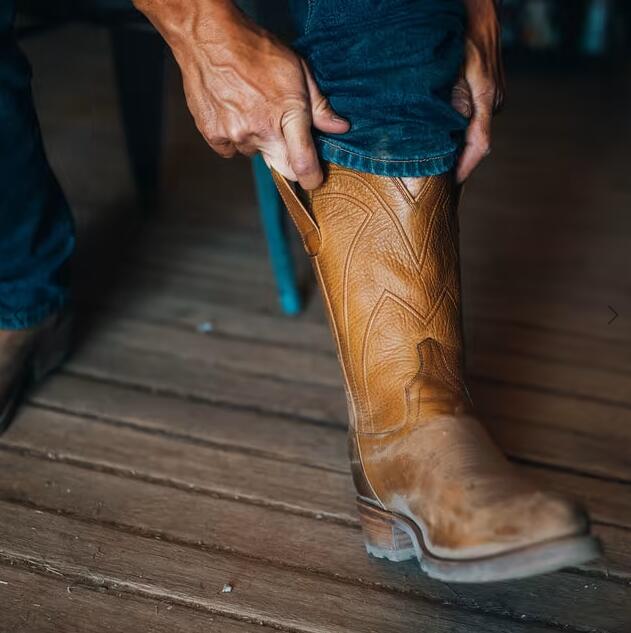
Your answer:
0;310;72;433
273;164;600;582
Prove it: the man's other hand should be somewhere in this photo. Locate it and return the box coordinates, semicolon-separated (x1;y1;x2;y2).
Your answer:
452;0;505;184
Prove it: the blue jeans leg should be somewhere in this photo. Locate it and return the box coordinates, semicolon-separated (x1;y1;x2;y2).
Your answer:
289;0;468;177
0;2;75;330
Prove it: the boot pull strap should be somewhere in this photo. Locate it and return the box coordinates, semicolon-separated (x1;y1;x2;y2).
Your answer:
271;169;321;256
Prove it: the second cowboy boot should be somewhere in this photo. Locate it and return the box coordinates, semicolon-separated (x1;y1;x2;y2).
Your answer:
273;164;600;583
0;310;72;434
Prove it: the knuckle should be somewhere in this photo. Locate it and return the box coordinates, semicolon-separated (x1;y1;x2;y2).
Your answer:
280;103;310;127
210;140;236;158
236;144;256;157
208;136;230;147
231;131;249;145
253;120;273;139
226;124;250;145
313;95;331;114
292;155;315;176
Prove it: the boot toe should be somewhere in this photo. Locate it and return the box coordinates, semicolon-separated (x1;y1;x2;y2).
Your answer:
527;492;590;541
487;491;590;553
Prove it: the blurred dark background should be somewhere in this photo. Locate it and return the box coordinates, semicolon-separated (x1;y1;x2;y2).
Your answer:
13;0;631;218
502;0;630;66
16;0;631;61
11;0;631;319
3;4;631;630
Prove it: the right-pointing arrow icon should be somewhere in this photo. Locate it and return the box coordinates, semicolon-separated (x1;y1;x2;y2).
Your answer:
608;306;618;325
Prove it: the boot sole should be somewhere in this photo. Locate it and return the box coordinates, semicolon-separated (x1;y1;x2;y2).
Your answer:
357;497;602;583
0;313;73;434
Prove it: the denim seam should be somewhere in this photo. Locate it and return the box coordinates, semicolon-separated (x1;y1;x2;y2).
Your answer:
318;138;455;164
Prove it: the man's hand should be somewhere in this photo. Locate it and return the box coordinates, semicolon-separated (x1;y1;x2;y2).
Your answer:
133;0;349;190
452;0;505;183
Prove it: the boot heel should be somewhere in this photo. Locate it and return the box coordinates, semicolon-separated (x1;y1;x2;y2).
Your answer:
357;499;416;563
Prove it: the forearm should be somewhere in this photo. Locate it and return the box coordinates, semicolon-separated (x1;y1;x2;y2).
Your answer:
132;0;241;50
462;0;502;74
462;1;501;37
453;0;504;181
462;0;501;22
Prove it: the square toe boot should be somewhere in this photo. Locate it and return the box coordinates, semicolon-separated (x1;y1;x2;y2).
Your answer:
272;164;601;583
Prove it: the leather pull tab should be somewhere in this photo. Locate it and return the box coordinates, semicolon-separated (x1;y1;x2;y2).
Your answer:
271;169;321;256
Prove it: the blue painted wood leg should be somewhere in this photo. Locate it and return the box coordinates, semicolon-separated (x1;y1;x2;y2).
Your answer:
251;154;302;316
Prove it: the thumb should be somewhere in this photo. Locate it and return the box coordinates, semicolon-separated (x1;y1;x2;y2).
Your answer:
301;59;350;135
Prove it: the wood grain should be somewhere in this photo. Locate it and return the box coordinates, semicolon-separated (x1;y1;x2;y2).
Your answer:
9;30;631;632
0;502;564;633
0;564;270;633
1;451;630;632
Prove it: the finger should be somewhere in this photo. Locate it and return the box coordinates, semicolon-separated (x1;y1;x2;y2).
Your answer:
209;139;238;159
281;107;323;190
455;100;492;184
301;59;350;135
235;141;259;157
259;138;298;182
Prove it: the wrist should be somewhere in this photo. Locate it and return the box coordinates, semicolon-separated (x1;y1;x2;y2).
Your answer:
133;0;240;50
463;0;500;36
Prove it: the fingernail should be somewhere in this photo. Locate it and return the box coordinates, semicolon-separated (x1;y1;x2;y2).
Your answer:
332;115;348;124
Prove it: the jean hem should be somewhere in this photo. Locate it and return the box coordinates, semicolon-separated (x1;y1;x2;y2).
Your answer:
316;138;459;177
0;294;70;330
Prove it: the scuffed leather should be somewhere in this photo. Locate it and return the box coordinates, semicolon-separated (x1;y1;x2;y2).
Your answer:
0;328;35;406
273;164;588;558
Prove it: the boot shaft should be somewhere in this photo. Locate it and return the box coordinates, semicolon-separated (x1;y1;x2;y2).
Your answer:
273;164;600;579
274;164;470;435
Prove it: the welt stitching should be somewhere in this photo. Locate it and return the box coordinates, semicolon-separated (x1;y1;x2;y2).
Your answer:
316;189;380;424
436;340;467;395
393;176;433;206
334;192;373;427
361;291;410;436
393;177;415;205
312;257;383;506
360;290;384;433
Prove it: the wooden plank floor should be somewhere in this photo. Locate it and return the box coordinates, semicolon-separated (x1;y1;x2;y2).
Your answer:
2;24;631;633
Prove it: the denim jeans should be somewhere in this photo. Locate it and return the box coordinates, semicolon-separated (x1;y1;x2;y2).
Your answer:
0;0;465;329
0;1;75;329
289;0;468;177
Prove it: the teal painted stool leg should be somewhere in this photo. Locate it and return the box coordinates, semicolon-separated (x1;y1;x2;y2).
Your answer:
251;153;302;315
